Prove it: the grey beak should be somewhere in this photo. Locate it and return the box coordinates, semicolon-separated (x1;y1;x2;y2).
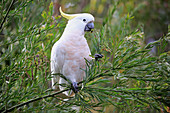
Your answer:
84;22;94;32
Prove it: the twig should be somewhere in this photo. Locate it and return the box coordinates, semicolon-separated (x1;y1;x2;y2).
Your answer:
2;88;71;113
2;69;118;113
0;0;16;31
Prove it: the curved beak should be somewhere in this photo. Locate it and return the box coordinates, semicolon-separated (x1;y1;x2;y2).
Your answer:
84;22;94;32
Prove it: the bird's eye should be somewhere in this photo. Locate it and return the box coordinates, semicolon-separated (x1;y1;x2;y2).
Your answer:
83;19;86;22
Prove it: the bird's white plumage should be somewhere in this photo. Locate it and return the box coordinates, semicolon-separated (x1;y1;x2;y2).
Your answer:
51;12;94;96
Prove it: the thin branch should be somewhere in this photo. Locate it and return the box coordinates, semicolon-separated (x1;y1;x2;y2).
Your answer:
2;88;71;113
2;69;117;113
0;0;16;31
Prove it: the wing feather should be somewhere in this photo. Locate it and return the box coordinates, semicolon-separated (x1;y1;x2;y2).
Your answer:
51;41;65;89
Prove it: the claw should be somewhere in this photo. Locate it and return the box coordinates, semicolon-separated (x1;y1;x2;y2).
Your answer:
94;53;103;61
72;82;79;93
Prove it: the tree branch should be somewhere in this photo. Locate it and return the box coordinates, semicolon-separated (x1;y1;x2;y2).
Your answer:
2;69;117;113
0;0;16;31
2;88;71;113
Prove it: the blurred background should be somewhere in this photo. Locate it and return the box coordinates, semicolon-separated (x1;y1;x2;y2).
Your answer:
54;0;170;54
0;0;169;112
1;0;169;60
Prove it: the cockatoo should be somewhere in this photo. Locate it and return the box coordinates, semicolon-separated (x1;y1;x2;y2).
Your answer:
51;7;102;96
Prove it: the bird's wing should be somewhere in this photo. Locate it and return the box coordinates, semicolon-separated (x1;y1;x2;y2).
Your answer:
51;41;65;89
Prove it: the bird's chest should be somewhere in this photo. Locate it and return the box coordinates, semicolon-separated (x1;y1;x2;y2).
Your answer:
60;38;91;70
66;44;90;60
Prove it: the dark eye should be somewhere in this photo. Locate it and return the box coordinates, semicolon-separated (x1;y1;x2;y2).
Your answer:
83;19;86;22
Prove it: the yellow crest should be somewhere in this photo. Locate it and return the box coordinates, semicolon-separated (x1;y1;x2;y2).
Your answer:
59;7;78;20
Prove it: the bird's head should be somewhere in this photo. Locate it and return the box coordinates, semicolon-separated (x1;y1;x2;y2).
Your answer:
59;7;94;35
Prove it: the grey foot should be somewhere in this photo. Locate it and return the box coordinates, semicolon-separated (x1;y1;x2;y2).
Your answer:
72;82;79;93
94;53;103;61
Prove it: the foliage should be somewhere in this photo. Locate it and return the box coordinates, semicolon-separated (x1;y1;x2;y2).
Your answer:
0;0;169;113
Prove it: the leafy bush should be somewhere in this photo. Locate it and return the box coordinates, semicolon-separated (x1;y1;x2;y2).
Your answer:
0;1;169;113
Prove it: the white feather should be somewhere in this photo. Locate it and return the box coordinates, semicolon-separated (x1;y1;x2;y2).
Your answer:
51;13;94;96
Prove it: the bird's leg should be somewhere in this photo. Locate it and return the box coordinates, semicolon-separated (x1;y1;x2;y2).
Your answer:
94;53;103;61
72;82;79;93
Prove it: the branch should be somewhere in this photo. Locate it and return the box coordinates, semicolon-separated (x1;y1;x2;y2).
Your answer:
2;70;113;113
2;88;71;113
0;0;16;31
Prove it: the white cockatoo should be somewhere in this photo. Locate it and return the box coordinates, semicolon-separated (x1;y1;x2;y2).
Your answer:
51;7;99;96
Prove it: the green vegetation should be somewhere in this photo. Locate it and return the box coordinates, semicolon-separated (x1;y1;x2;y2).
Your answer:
0;0;169;112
